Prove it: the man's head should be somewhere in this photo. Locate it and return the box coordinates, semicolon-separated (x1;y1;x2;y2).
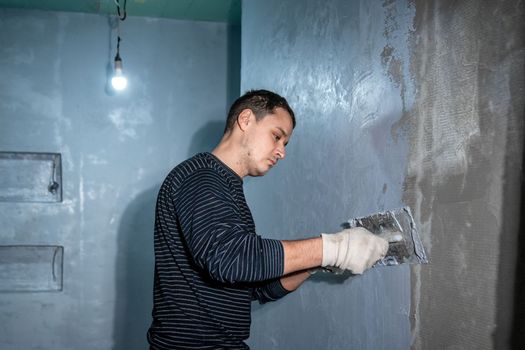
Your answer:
224;90;296;135
219;90;296;177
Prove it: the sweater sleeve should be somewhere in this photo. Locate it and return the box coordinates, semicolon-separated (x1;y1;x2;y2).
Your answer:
174;168;285;284
251;279;291;304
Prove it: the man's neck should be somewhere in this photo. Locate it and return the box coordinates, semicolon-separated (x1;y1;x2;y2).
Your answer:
212;140;247;179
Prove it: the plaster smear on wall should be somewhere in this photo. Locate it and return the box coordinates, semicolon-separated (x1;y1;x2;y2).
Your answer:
108;99;153;141
0;19;69;151
1;77;62;119
1;47;35;65
86;154;108;165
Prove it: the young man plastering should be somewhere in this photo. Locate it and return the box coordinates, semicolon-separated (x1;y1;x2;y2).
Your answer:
147;90;388;349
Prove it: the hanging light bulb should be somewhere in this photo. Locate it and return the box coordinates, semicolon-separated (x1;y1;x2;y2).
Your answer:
111;37;127;91
111;55;127;91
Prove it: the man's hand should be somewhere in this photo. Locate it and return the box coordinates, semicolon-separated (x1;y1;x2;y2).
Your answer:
321;228;389;274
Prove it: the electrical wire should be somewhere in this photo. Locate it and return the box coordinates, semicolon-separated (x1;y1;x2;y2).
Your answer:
114;0;125;60
114;0;127;21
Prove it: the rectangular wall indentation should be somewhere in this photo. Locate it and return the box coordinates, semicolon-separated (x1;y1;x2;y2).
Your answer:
0;152;62;203
0;245;63;292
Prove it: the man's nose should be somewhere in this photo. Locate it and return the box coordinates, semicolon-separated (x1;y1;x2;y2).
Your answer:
276;146;286;160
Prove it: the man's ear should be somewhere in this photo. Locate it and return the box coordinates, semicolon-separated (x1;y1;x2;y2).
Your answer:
236;109;253;131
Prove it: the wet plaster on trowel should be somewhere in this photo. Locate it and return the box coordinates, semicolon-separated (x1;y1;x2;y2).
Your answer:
401;0;524;348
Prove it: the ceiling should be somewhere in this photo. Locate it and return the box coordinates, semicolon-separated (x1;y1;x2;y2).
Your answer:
0;0;241;24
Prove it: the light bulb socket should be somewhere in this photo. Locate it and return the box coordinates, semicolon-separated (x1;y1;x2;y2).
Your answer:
114;57;123;70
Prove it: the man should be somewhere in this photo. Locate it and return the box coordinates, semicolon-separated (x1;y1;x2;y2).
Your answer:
147;90;388;349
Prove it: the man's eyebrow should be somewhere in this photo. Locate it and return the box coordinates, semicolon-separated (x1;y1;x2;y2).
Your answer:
276;127;288;137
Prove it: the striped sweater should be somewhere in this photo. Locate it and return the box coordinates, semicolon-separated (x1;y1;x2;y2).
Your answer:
148;152;289;349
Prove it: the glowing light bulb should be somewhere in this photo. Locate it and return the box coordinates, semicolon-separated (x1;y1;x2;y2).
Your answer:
111;57;127;91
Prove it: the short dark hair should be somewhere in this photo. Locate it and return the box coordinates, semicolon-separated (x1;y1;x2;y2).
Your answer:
224;89;296;134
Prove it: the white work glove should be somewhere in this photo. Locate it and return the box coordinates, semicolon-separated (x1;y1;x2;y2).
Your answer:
321;227;389;274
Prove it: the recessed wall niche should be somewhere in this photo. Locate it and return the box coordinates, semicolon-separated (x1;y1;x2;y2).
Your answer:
0;152;62;203
0;245;64;292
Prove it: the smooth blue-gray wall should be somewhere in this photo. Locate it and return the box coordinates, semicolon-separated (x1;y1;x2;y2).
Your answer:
241;1;413;349
0;8;238;350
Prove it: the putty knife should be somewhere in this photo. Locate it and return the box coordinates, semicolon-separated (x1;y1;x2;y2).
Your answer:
344;206;428;266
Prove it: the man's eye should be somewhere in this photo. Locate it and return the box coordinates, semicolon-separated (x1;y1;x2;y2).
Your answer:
273;134;281;141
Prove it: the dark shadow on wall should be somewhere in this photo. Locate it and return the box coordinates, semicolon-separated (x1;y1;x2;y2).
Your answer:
112;117;224;350
490;2;525;346
182;25;239;158
226;24;241;106
186;120;225;157
511;105;525;349
113;185;159;350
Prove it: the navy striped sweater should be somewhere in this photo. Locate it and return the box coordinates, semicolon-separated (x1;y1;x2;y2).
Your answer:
148;152;289;349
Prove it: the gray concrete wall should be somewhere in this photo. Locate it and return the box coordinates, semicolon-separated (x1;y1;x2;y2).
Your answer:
242;1;414;349
405;1;524;349
241;0;524;349
0;9;238;350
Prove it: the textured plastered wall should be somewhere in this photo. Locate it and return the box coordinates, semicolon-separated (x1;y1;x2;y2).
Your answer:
242;0;524;349
404;1;524;349
241;1;414;349
0;9;237;350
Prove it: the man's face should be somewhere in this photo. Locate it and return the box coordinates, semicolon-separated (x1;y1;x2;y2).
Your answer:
243;107;293;177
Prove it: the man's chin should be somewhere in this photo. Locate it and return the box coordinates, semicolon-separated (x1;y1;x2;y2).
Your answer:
250;166;271;177
253;171;268;177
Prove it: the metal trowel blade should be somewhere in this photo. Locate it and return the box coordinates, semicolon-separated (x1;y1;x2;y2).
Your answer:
345;206;428;266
